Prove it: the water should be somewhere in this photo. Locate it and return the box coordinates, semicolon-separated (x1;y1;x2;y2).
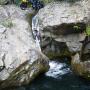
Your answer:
32;15;41;51
15;58;90;90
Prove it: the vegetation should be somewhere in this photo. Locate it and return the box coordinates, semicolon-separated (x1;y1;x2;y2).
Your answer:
86;26;90;36
1;19;13;28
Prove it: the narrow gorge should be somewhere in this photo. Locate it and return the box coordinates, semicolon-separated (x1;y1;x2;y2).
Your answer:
0;0;90;90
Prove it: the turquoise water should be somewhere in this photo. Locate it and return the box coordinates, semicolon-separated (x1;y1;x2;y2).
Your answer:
8;59;90;90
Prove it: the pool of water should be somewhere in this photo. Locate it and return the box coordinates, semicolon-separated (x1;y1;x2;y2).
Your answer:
9;59;90;90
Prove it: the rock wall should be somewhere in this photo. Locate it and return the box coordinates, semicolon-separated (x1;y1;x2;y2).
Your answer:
0;5;49;89
35;0;90;79
35;0;90;58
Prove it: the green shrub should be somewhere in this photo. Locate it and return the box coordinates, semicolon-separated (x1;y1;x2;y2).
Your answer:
86;26;90;36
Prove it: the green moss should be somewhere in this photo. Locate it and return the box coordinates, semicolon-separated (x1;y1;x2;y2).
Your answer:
86;26;90;36
1;19;13;28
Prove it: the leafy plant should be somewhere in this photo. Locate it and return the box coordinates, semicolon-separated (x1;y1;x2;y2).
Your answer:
86;26;90;36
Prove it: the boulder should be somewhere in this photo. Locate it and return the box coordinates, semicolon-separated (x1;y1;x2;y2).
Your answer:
71;36;90;79
34;0;90;58
34;0;90;79
0;5;49;89
71;53;90;79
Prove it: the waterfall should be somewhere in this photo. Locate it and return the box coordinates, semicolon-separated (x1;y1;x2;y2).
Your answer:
32;15;41;51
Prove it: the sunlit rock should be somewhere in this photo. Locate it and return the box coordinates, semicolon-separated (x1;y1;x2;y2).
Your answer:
0;5;49;89
35;0;90;57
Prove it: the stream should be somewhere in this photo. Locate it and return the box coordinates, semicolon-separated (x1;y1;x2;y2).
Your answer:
13;58;90;90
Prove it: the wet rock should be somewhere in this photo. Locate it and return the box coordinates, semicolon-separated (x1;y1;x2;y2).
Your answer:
0;5;49;89
34;0;90;79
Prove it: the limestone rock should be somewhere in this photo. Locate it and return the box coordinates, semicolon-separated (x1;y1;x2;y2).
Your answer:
35;0;90;57
0;5;49;89
71;53;90;79
0;0;8;5
36;0;90;29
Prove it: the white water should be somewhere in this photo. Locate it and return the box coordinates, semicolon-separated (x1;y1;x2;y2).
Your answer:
46;61;71;78
32;16;41;51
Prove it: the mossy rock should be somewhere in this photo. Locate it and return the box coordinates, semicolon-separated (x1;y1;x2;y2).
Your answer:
45;49;71;59
0;19;13;28
0;59;49;89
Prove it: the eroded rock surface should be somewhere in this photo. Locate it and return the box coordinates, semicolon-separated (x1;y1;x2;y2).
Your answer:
35;0;90;57
71;52;90;79
34;0;90;79
0;5;49;89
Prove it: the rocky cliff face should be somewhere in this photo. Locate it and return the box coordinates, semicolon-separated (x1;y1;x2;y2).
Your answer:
0;5;49;89
35;0;90;79
35;0;90;57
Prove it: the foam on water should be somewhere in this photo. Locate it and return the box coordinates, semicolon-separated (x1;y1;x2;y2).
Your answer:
45;61;70;78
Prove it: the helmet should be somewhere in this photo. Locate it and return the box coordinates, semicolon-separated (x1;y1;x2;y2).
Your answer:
22;0;27;2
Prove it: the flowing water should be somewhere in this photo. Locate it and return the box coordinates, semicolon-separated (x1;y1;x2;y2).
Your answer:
15;58;90;90
32;15;41;51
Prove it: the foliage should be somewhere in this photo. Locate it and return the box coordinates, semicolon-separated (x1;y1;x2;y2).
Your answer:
86;26;90;36
1;19;13;28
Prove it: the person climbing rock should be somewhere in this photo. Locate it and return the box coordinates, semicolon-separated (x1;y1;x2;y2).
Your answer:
20;0;28;10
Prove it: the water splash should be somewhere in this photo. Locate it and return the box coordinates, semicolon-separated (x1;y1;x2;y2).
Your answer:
32;15;41;51
45;61;71;78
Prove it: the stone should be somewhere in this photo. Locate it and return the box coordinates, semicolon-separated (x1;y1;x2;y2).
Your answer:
34;0;90;79
0;0;9;5
34;0;89;57
71;53;90;79
0;5;49;89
